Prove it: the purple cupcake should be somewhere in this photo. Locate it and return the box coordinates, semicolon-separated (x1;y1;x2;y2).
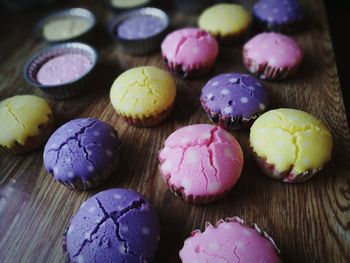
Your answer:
43;118;120;190
253;0;303;32
65;188;160;263
200;73;269;130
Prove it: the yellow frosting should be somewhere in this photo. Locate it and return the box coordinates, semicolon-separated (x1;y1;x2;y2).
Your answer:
43;17;91;41
250;108;333;174
110;66;176;118
0;95;53;148
198;4;251;37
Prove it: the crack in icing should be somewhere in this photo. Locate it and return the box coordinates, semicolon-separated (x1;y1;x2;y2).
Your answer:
5;104;29;133
73;197;146;261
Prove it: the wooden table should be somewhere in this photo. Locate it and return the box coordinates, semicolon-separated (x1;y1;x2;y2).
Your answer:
0;0;349;262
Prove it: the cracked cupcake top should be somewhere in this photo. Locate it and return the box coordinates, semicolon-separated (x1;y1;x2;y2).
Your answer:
0;95;53;148
161;28;219;71
110;66;176;118
66;188;160;263
159;124;243;198
244;32;303;69
179;217;281;263
250;108;333;176
200;73;268;120
43;118;120;189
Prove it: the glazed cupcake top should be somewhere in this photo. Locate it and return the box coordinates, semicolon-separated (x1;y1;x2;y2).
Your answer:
37;54;93;86
110;66;176;118
44;118;120;186
198;4;251;37
66;188;160;262
159;124;244;198
161;28;219;70
42;16;93;41
200;73;268;120
253;0;303;26
117;15;165;40
250;108;333;175
244;32;303;69
179;217;281;263
0;95;53;148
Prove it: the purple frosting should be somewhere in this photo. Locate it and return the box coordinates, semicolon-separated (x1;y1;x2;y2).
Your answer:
117;15;165;40
43;118;120;189
66;188;160;263
200;73;268;120
253;0;303;26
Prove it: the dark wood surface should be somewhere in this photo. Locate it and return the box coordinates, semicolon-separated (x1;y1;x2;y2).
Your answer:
0;0;349;262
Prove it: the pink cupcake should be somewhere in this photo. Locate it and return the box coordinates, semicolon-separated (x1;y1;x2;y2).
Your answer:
179;217;281;263
243;32;303;80
158;124;244;204
161;28;219;78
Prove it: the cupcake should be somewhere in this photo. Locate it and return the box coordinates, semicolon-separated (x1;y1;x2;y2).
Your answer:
110;66;176;127
198;3;251;44
250;108;333;183
43;118;120;190
200;73;269;130
35;8;96;43
161;28;219;78
253;0;304;33
243;32;303;80
65;188;160;263
24;42;97;99
179;217;281;263
108;0;151;11
0;95;54;154
109;7;169;55
158;124;244;204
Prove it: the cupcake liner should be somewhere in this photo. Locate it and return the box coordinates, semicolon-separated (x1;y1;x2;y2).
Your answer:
191;216;281;255
159;163;228;205
174;0;213;13
35;8;96;44
243;48;299;80
162;57;214;79
0;114;55;154
108;7;169;55
253;15;303;34
253;151;322;183
117;104;173;127
24;42;98;99
200;101;263;130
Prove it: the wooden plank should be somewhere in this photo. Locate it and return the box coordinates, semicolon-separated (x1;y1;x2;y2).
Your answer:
0;0;349;262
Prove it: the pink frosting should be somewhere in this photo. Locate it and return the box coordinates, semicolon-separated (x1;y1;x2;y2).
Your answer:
161;28;219;71
244;32;303;68
37;54;92;85
179;217;281;263
158;124;243;198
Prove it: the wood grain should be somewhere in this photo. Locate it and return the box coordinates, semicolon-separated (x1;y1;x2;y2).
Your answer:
0;0;349;262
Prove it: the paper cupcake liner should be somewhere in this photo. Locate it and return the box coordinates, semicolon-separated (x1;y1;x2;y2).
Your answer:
190;216;281;255
211;24;252;45
117;104;173;127
108;7;169;55
34;8;96;44
163;57;214;79
174;0;213;13
253;15;303;34
0;114;55;154
24;42;98;99
200;100;262;131
243;50;299;80
253;151;322;183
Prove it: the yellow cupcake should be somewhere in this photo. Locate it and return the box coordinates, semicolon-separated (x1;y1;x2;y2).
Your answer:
0;95;54;154
198;3;251;42
110;66;176;127
250;108;333;182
